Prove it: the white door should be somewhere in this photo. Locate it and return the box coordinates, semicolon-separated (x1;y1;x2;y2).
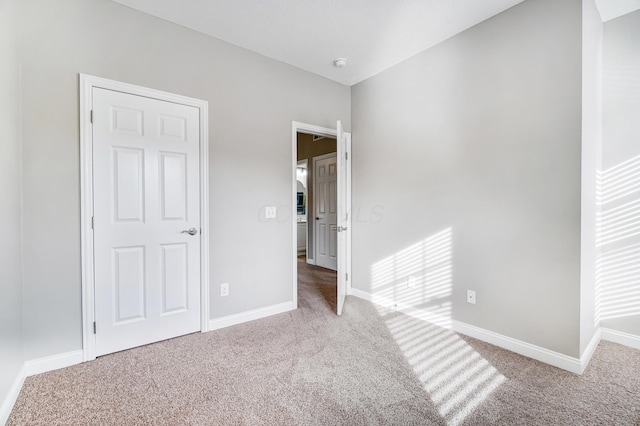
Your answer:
314;153;338;271
336;121;351;315
92;87;201;356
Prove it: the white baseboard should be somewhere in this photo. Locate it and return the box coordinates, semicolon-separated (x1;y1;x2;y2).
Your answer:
208;301;295;331
580;328;602;372
351;288;586;374
1;350;83;425
23;350;84;377
453;320;585;374
0;364;26;426
601;327;640;350
350;288;371;302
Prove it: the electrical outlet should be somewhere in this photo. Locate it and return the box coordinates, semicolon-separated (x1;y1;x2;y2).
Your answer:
467;290;476;304
265;206;277;219
407;275;417;289
221;282;229;297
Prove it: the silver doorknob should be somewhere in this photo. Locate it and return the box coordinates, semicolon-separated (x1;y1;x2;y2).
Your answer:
181;228;198;236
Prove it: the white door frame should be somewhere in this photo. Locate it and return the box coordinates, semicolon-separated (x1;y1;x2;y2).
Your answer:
291;121;351;310
80;74;210;361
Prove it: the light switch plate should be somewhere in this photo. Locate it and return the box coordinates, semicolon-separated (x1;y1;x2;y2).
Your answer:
265;206;277;219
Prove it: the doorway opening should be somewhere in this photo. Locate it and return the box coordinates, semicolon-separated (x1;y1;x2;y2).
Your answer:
296;133;338;310
291;121;351;315
297;134;337;268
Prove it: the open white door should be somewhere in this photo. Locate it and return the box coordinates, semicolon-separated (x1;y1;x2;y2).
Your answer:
336;121;351;315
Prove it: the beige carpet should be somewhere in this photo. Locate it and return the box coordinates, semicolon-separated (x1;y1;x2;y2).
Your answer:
8;259;640;425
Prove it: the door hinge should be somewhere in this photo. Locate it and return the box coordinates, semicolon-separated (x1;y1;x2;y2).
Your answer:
345;152;349;161
93;321;96;334
346;273;349;281
91;216;94;229
90;110;94;124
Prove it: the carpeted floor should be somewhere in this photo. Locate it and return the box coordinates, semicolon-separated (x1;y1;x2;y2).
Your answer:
8;259;640;425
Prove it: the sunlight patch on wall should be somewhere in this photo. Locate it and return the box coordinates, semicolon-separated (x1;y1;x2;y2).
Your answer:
595;243;640;322
597;155;640;245
595;155;640;324
370;228;453;328
380;311;506;425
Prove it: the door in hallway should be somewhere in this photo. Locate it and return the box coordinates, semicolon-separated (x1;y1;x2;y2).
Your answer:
314;153;338;271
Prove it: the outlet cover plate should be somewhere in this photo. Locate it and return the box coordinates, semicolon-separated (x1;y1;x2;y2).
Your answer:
467;290;476;304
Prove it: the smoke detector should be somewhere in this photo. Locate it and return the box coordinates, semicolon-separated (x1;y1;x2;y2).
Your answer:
333;58;347;68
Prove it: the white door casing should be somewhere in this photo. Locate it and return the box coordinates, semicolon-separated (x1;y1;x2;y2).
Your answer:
80;75;209;361
314;153;338;271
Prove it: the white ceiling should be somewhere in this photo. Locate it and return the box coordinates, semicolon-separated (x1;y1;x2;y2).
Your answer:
594;0;640;21
111;0;640;85
111;0;526;86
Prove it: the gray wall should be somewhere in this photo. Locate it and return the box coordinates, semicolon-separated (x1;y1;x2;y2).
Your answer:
0;0;24;408
600;9;640;336
351;0;583;356
580;0;602;355
19;0;350;360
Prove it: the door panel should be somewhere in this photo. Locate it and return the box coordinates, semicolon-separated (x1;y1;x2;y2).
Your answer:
113;246;146;323
113;147;145;222
318;223;327;256
111;107;143;135
160;152;188;221
330;229;337;258
314;154;338;271
160;243;189;314
93;87;201;356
